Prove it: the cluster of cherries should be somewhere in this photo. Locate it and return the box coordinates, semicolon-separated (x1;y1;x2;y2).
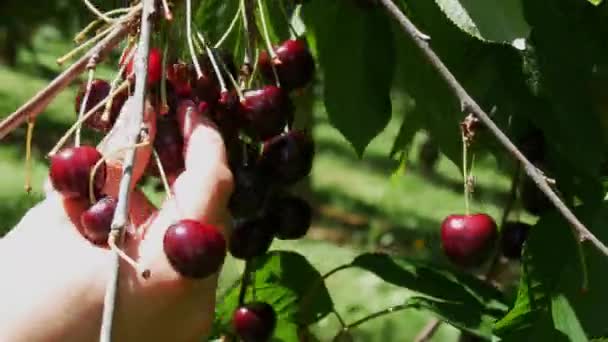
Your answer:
49;38;315;341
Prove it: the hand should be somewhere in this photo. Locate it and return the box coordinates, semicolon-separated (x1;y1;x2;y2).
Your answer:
0;114;234;341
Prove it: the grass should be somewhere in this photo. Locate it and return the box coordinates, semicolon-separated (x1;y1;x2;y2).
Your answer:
0;30;517;341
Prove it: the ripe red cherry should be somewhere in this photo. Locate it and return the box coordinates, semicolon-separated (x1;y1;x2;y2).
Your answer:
440;213;497;267
259;130;314;185
500;221;531;260
163;219;226;278
228;217;275;260
75;79;128;132
50;146;106;199
80;196;117;245
259;39;315;91
240;86;294;140
232;302;277;342
147;116;184;177
267;195;312;240
123;47;163;86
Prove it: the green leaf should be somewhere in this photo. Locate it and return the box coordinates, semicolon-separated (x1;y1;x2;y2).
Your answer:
495;206;608;339
302;1;394;156
215;251;333;339
586;0;603;6
433;0;530;48
351;253;507;338
195;0;240;44
551;294;588;342
259;0;291;44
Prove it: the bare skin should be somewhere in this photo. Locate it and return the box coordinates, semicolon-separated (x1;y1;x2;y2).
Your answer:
0;115;233;341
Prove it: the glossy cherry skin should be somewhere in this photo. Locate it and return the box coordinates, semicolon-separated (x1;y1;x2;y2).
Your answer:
229;164;273;218
440;213;497;267
80;196;117;245
228;217;275;260
501;221;531;260
123;47;163;86
75;79;128;132
259;39;315;91
267;195;312;240
163;219;226;278
232;302;277;342
240;86;294;140
259;130;314;185
49;146;106;199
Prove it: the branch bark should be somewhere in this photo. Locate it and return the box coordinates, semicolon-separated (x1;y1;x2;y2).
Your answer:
99;1;155;341
378;0;608;257
0;9;138;140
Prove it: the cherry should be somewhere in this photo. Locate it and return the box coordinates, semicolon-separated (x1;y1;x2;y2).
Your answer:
163;219;226;278
240;86;294;140
440;213;497;267
166;61;193;97
501;221;531;260
259;130;314;185
122;47;163;86
232;302;277;342
229;164;273;218
191;50;237;105
80;196;117;245
74;79;128;132
147;116;184;177
214;91;242;141
228;217;275;260
259;39;315;92
50;146;106;199
266;195;312;240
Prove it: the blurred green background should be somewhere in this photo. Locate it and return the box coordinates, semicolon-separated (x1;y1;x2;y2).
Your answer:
0;10;522;341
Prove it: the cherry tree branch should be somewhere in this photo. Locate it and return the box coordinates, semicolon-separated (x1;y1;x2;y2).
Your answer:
0;8;139;140
99;1;155;341
378;0;608;257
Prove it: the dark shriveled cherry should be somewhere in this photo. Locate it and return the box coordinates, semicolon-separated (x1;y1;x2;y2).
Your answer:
228;217;275;260
49;146;106;199
80;196;117;245
267;195;312;240
232;302;277;342
500;221;531;260
240;86;294;140
163;219;226;278
441;213;497;267
259;39;315;91
75;79;128;132
259;130;314;185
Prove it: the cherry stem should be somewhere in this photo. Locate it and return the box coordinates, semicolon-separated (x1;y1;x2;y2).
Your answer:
75;8;131;44
108;232;151;279
102;47;134;122
256;0;281;88
76;66;97;147
49;80;131;157
100;1;155;340
24;117;35;194
161;0;173;21
152;148;173;199
246;48;260;89
238;261;253;306
278;0;298;38
461;132;470;215
57;24;114;65
214;5;243;49
346;303;412;330
196;31;228;93
241;0;256;81
186;0;203;79
160;44;169;115
83;0;117;23
215;50;245;101
378;0;608;257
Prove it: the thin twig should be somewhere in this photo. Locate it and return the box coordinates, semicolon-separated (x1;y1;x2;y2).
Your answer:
75;58;99;147
414;318;441;342
378;0;608;257
99;1;156;341
0;9;136;140
240;0;256;83
214;5;242;49
83;0;117;23
346;303;412;329
186;0;203;79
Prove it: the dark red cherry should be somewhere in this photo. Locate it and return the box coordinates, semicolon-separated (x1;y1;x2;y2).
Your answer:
267;195;312;240
259;39;315;91
214;91;242;140
80;196;117;245
123;47;163;86
228;217;275;260
163;219;227;278
440;213;497;267
75;79;128;132
166;61;193;97
240;86;294;140
229;164;273;218
500;221;531;260
232;302;276;342
147;116;184;177
259;130;314;185
191;50;237;106
50;146;106;199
